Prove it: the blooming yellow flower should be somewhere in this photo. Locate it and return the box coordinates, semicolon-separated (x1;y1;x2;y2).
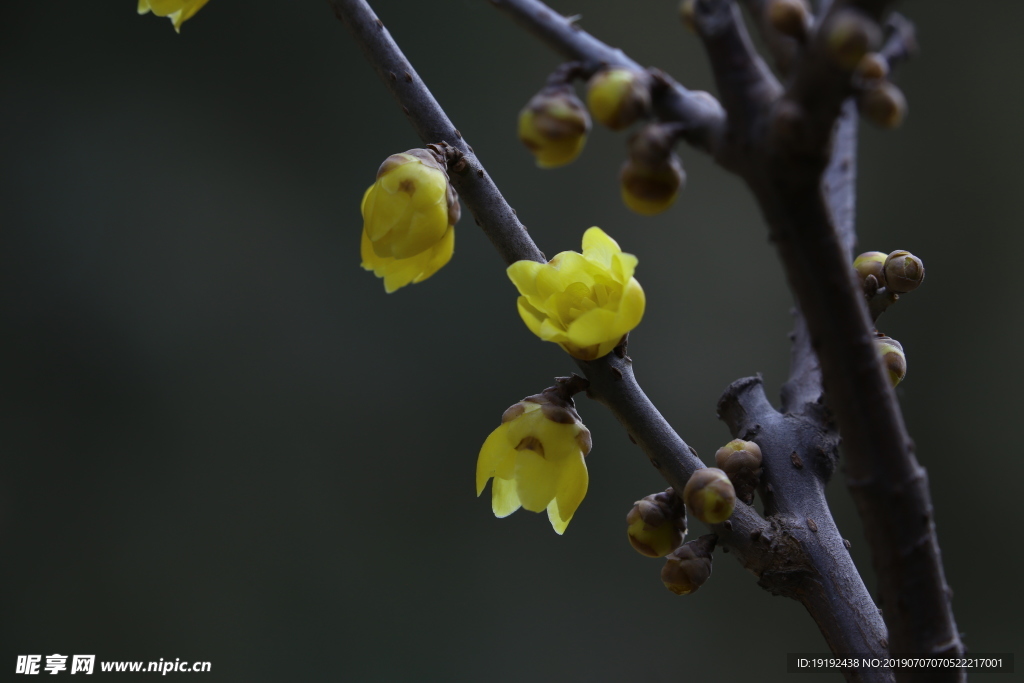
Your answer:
137;0;210;32
360;149;460;293
507;227;645;360
476;394;591;535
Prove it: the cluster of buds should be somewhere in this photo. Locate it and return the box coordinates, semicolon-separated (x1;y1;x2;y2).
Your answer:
661;535;716;595
853;249;925;296
586;68;651;131
518;82;591;168
875;335;907;387
682;467;736;525
821;9;910;128
855;53;907;129
714;440;763;505
626;488;687;558
620;123;685;216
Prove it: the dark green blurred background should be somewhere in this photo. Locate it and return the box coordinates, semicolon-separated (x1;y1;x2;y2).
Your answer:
2;1;1021;680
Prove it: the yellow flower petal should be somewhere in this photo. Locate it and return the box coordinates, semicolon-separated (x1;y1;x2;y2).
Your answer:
491;476;522;518
139;0;209;30
513;449;560;513
411;225;454;284
476;424;513;496
565;307;620;347
554;454;588;526
581;226;620;269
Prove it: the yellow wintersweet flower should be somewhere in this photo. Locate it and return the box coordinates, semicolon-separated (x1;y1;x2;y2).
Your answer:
476;393;592;535
360;149;460;293
507;227;645;360
137;0;210;32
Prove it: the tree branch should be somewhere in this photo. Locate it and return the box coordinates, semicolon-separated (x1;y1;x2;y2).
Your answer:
337;0;963;675
692;0;782;137
490;0;726;153
329;0;772;566
762;3;964;673
489;0;963;676
718;376;891;680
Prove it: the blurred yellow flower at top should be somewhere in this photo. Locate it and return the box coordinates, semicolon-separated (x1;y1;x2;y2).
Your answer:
507;227;645;360
138;0;210;32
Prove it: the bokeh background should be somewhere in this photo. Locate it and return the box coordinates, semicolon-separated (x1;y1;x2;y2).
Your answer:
2;1;1021;680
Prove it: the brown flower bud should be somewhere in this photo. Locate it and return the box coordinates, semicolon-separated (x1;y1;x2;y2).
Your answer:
824;9;881;70
683;468;736;524
661;534;715;595
766;0;810;41
855;53;890;83
679;0;697;33
620;156;685;216
586;68;651;131
853;251;888;288
882;250;924;293
714;439;763;505
859;82;907;129
876;336;906;387
626;488;687;558
518;85;591;168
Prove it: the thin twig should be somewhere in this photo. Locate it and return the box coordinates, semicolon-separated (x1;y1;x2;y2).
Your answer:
490;0;726;153
327;0;543;266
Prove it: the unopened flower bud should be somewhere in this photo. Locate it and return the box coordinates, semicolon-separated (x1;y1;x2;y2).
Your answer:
876;336;906;387
714;440;763;506
859;82;907;129
679;0;697;33
855;53;889;83
825;9;880;70
518;85;590;168
853;251;888;289
586;68;651;131
360;148;459;293
620;156;685;216
882;250;924;293
683;468;736;524
626;488;687;558
661;535;715;595
766;0;810;41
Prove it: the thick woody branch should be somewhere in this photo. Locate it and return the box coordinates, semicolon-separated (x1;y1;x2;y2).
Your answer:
692;0;782;136
491;0;726;153
719;377;891;681
763;4;964;673
489;0;962;675
738;0;802;76
328;0;769;560
750;179;963;678
781;99;857;415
